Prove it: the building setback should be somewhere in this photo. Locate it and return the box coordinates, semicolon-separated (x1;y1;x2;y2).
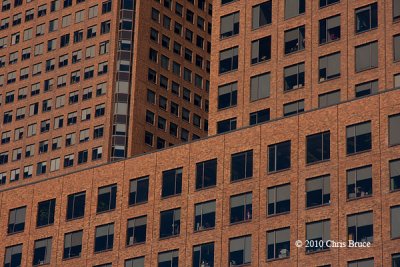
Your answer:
0;0;212;187
1;89;400;266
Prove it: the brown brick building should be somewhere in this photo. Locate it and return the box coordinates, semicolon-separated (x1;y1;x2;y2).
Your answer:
1;89;400;266
0;0;212;187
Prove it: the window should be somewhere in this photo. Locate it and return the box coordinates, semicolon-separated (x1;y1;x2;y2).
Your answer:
219;47;238;74
37;199;55;227
347;211;373;242
230;192;252;223
252;1;272;29
63;230;82;259
162;168;182;197
306;175;330;208
355;80;379;98
268;141;291;172
389;114;400;146
395;73;400;88
78;150;88;164
306;131;330;164
33;238;52;265
347;165;372;199
319;90;340;108
95;223;114;252
391;206;400;239
160;208;180;238
231;150;253;181
229;235;251;266
285;0;305;19
158;250;179;266
306;220;330;253
268;184;290;215
348;258;374;267
250;109;270;125
251;36;271;64
193;242;214;267
390;159;400;191
196;159;217;189
267;227;290;260
346;121;371;154
194;200;216;232
320;0;339;8
319;52;340;81
218;82;237;109
8;206;26;234
220;12;239;39
250;72;270;101
355;41;378;72
395;0;400;20
125;257;145;267
284;62;304;90
97;184;117;213
284;26;305;54
217;118;237;133
36;161;47;175
319;15;340;44
66;192;85;220
4;244;22;267
126;216;147;245
355;3;378;33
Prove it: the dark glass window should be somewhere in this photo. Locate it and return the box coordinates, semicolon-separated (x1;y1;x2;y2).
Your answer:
161;168;182;197
346;121;371;154
158;250;179;267
63;230;82;259
306;220;330;253
268;184;290;215
319;15;340;44
283;99;304;117
250;108;270;125
355;3;378;33
229;235;251;266
126;216;147;245
306;131;330;164
389;113;400;146
267;227;290;260
391;206;400;239
394;254;400;267
284;25;305;54
94;223;114;252
285;0;305;19
347;165;372;199
66;191;86;220
251;36;271;64
219;47;238;74
355;80;378;98
268;141;291;172
193;242;214;267
4;244;22;267
230;192;252;223
217;118;237;134
390;159;400;191
231;150;253;181
220;12;239;39
319;0;339;8
97;184;117;213
319;52;341;81
252;1;272;29
33;237;52;265
8;206;26;234
284;62;304;91
37;199;55;227
218;82;237;109
194;200;216;231
160;208;180;238
347;211;373;243
196;159;217;189
129;176;149;205
306;175;330;208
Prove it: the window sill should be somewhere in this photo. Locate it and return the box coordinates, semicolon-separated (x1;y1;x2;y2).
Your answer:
161;193;182;200
305;248;330;255
219;69;238;76
126;241;146;248
284;12;305;21
251;58;271;67
283;86;304;94
220;33;239;41
268;167;291;175
267;211;290;218
33;262;50;267
306;159;330;167
218;105;237;112
195;184;217;192
318;75;341;84
159;234;180;241
7;230;24;236
346;194;373;202
96;209;116;215
94;248;113;254
389;188;400;193
250;95;270;103
388;142;400;148
355;66;378;74
231;176;253;184
128;201;148;208
194;226;215;233
230;219;252;226
221;0;239;6
62;255;82;261
284;49;305;57
36;223;54;229
266;256;290;262
355;27;378;36
319;1;340;9
251;23;272;32
346;149;371;157
305;203;330;211
66;216;84;222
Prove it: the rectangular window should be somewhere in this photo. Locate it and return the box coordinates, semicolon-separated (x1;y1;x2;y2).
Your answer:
267;227;290;260
355;3;378;33
95;223;114;252
162;168;182;197
217;118;237;134
33;238;52;265
283;99;304;117
37;199;55;227
193;242;214;267
355;41;378;72
306;175;330;208
319;15;340;44
125;257;144;267
285;0;305;19
160;208;180;238
218;82;237;109
390;159;400;191
252;1;272;29
284;62;305;91
97;184;117;213
158;250;179;266
229;235;251;265
306;131;330;164
251;72;270;101
63;230;82;259
319;52;340;82
251;36;271;64
347;165;372;199
306;220;330;253
66;192;85;220
250;108;270;125
220;11;239;39
268;184;290;215
394;0;400;20
348;258;374;267
126;216;147;245
194;200;216;231
231;150;253;181
346;121;372;154
196;159;217;189
219;47;238;74
391;205;400;239
268;141;291;172
347;211;373;243
284;25;305;54
4;244;22;267
230;192;252;223
319;90;340;108
355;80;378;98
393;35;399;61
389;114;400;146
320;0;339;8
8;206;26;234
